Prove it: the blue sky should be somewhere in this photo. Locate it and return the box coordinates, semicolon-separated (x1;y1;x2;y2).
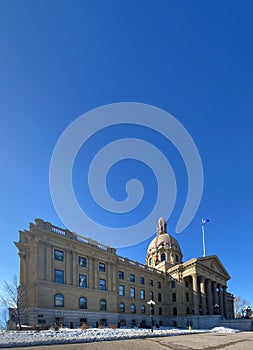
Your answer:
0;1;253;307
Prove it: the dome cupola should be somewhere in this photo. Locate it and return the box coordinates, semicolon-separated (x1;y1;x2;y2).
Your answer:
146;217;183;270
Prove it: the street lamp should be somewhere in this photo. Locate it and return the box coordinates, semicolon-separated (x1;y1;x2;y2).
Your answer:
147;299;155;332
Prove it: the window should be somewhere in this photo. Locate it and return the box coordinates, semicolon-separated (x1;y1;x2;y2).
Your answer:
118;271;124;279
119;302;125;312
157;281;161;289
79;274;87;288
54;269;64;284
118;285;125;296
79;297;87;309
131;304;136;313
140;289;145;300
158;307;162;315
54;249;64;261
79;256;87;267
171;281;176;289
129;274;135;282
100;299;106;311
99;279;106;291
187;306;190;315
54;293;64;307
140;276;145;285
158;293;162;302
149;291;154;300
185;280;189;288
172;292;177;302
173;307;177;315
99;262;106;272
186;292;189;302
149;279;153;286
149;258;152;265
161;253;166;262
130;287;135;298
141;305;146;314
175;254;179;262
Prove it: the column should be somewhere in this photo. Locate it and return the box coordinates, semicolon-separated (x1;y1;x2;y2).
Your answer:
192;275;199;315
200;277;206;315
206;280;213;315
218;284;224;317
213;281;219;305
223;285;228;318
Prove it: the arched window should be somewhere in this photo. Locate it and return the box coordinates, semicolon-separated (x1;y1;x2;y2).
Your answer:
141;305;145;314
54;293;64;307
119;302;125;312
175;254;179;262
173;307;177;315
149;257;152;265
158;307;162;315
79;297;87;309
100;299;106;311
131;304;136;313
161;253;166;262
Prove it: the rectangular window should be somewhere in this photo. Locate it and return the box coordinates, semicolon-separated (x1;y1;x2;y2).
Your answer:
129;274;135;282
158;293;162;302
171;281;176;289
149;291;154;300
118;271;124;279
172;292;177;302
140;276;145;284
99;262;106;272
79;274;87;288
54;249;64;262
130;287;135;298
118;285;125;296
157;281;161;289
185;280;189;288
149;279;153;286
140;289;145;299
186;292;189;302
99;279;106;291
79;256;87;267
54;269;64;284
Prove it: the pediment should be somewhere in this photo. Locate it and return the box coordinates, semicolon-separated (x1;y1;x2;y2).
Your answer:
197;255;230;280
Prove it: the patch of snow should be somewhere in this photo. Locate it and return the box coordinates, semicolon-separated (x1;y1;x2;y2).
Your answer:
0;327;239;348
210;327;240;333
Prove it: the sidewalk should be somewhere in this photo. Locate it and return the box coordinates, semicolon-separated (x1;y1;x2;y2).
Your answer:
3;332;253;350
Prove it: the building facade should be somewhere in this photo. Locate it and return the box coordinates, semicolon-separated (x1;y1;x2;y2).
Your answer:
15;218;234;328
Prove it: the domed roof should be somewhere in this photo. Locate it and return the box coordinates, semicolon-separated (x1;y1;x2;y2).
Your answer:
147;217;181;252
147;232;180;252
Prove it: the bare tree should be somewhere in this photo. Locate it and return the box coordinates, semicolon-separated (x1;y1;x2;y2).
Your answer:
0;308;8;330
0;275;27;330
234;295;250;318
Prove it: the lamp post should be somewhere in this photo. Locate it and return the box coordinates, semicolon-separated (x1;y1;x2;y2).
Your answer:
147;300;155;332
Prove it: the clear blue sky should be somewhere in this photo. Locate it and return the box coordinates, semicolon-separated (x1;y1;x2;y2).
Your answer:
0;1;253;307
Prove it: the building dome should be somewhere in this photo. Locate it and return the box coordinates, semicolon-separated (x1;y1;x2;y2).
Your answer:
146;217;183;269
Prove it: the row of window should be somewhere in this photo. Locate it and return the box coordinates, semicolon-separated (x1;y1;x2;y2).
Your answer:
148;253;180;266
118;271;161;289
54;294;163;315
119;286;162;302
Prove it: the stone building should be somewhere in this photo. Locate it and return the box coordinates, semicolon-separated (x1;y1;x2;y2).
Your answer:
15;218;234;328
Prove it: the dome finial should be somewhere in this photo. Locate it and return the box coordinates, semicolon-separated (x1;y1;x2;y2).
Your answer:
157;217;167;234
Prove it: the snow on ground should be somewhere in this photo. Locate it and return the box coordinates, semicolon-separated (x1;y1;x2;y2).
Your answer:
0;327;240;348
210;326;240;334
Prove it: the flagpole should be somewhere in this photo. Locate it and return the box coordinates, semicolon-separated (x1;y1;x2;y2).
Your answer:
202;223;206;257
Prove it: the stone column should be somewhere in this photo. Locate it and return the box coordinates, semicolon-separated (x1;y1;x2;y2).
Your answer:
200;277;206;315
207;279;213;315
218;284;224;317
223;285;228;318
213;282;218;306
192;275;199;315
